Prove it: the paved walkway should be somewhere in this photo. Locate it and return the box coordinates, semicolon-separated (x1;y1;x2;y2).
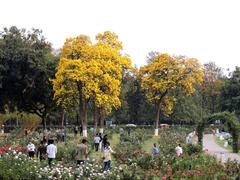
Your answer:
203;134;240;162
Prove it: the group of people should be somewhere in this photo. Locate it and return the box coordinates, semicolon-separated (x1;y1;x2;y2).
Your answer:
74;126;83;137
76;134;114;171
151;143;183;157
93;133;108;152
27;139;57;167
26;132;114;171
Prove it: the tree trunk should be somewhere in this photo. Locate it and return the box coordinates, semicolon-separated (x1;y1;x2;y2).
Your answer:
79;100;88;137
42;117;46;130
76;112;80;126
61;111;65;128
93;104;98;130
99;109;104;134
78;83;88;137
211;96;216;114
154;103;160;136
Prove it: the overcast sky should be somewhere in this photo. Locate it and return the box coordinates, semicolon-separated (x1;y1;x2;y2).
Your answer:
1;0;240;71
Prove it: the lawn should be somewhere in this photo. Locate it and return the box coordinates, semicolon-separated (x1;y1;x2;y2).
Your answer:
215;137;240;155
89;133;120;161
142;135;160;154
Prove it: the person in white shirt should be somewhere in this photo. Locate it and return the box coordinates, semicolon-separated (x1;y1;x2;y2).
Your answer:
47;139;57;167
175;144;183;157
94;134;101;151
27;141;36;159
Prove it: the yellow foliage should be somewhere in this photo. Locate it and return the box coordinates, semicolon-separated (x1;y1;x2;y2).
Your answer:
139;53;203;116
52;31;133;115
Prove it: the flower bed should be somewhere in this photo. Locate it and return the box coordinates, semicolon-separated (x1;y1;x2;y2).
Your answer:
0;127;239;179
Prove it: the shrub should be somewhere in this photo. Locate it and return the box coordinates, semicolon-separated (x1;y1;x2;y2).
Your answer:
185;144;203;155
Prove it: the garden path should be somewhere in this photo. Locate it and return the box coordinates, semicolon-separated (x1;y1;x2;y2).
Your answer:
203;134;240;162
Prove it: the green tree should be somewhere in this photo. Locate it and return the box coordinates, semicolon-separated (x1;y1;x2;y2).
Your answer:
221;67;240;118
0;26;58;128
170;92;203;125
200;62;224;114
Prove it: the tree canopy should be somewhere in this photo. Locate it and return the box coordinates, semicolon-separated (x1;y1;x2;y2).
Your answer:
139;53;203;135
221;67;240;117
0;26;58;128
52;31;132;136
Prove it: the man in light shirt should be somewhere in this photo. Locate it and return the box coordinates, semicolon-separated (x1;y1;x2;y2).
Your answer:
47;139;57;167
94;134;101;151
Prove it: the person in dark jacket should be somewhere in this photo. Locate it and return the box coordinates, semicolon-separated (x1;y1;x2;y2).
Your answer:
37;140;47;161
102;135;108;149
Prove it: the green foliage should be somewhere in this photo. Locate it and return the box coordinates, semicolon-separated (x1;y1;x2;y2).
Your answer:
0;26;58;127
221;67;240;117
201;62;224;114
56;141;76;162
185;144;203;155
170;92;203;124
0;154;38;179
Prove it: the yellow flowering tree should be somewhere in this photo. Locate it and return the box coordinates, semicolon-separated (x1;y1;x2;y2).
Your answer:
52;32;132;136
139;53;203;136
93;32;132;133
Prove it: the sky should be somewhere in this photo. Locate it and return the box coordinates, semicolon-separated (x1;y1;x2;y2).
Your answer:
1;0;240;71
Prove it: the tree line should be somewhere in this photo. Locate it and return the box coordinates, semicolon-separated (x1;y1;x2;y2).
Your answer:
0;26;239;136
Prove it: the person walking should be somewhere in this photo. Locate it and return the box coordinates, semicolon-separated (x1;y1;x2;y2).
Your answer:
74;126;78;137
94;134;101;151
102;142;114;171
27;141;36;159
61;128;66;142
75;139;88;166
37;140;47;161
47;139;57;167
102;135;108;150
99;133;103;151
151;143;159;156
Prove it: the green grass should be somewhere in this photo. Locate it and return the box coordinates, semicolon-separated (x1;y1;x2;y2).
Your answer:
142;136;160;154
89;133;120;161
109;133;120;148
215;137;240;155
